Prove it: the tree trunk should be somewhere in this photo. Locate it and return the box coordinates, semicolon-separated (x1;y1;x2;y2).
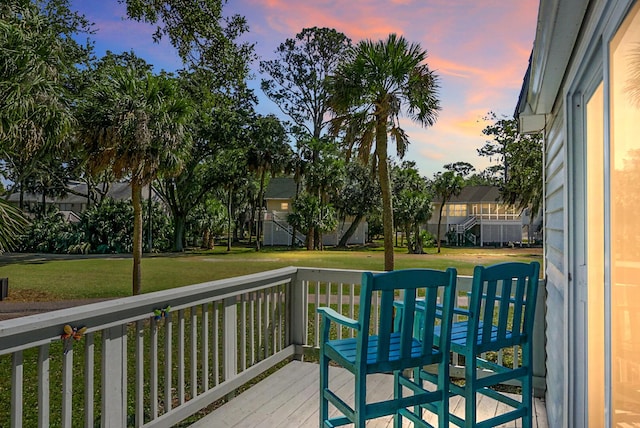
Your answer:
147;183;153;252
436;201;446;254
19;181;24;210
337;214;363;247
376;116;394;271
226;186;233;252
256;169;266;252
173;214;186;252
131;181;143;295
306;229;313;251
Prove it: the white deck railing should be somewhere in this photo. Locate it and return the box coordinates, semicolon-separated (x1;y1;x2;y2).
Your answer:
0;266;546;427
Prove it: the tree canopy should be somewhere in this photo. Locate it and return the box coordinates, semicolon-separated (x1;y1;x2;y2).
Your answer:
479;112;543;217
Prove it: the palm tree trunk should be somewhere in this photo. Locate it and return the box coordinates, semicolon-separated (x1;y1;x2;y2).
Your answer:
376;117;394;271
131;181;143;295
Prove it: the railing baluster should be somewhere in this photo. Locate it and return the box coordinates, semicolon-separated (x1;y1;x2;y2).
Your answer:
349;283;355;338
271;287;277;355
257;291;263;360
165;312;173;412
338;283;343;339
84;333;94;428
201;303;209;391
250;293;255;364
264;290;270;357
315;280;320;346
178;310;185;405
150;317;159;420
135;321;144;427
241;294;247;371
302;281;309;346
37;344;49;428
61;348;73;427
212;302;219;386
191;308;198;398
11;350;23;428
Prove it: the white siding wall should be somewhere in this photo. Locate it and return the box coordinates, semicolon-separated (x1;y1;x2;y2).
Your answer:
543;106;566;428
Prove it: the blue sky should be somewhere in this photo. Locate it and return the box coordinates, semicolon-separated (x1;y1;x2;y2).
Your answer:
69;0;538;178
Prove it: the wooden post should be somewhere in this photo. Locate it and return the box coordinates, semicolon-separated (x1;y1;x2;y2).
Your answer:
289;272;305;359
101;325;127;428
223;296;237;400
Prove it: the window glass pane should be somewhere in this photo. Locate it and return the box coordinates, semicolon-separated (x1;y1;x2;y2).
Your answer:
610;2;640;422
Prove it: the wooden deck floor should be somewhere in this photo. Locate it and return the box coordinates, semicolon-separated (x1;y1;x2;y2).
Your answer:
191;361;548;427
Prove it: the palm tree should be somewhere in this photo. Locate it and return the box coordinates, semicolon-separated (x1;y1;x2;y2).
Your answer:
433;171;464;253
327;34;440;270
78;66;189;295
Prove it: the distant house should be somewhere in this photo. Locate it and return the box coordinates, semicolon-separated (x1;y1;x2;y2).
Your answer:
5;181;159;221
262;177;368;246
427;185;534;247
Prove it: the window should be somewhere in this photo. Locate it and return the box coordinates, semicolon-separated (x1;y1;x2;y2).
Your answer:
447;204;467;217
280;202;289;211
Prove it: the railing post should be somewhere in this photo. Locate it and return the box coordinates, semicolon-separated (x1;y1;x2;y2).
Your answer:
101;325;127;428
223;296;238;396
533;279;547;398
289;272;305;360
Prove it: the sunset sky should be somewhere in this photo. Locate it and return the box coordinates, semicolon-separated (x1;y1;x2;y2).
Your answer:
69;0;539;178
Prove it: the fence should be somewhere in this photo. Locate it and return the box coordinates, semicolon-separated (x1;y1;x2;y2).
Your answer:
0;267;546;427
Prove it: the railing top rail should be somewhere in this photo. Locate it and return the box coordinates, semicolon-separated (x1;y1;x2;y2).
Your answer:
0;266;298;355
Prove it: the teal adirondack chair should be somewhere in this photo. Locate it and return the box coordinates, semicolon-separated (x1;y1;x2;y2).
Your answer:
318;268;457;428
419;261;540;428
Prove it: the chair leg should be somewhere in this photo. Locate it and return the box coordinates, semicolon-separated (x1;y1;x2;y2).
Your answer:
522;373;533;428
438;360;449;428
355;370;366;428
394;370;402;428
464;357;477;428
319;350;329;427
522;345;533;428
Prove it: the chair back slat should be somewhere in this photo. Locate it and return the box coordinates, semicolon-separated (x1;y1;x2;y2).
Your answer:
497;277;513;339
377;289;396;361
470;262;540;352
421;286;439;355
360;268;457;371
481;279;498;344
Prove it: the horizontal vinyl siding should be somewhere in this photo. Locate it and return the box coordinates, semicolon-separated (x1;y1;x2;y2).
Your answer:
544;107;566;428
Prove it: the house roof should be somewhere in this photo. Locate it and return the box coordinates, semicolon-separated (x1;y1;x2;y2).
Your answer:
432;185;502;204
264;177;297;200
4;182;156;204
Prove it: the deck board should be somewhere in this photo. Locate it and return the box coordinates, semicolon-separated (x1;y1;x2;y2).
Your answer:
190;361;548;427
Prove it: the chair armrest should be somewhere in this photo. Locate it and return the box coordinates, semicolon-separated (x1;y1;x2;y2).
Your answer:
317;307;360;331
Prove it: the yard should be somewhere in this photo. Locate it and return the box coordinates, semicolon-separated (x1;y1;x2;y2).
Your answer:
0;246;542;301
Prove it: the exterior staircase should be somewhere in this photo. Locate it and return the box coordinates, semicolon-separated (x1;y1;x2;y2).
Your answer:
455;216;478;246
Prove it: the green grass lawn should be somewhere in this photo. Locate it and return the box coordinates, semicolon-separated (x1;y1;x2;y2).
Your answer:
0;246;542;300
